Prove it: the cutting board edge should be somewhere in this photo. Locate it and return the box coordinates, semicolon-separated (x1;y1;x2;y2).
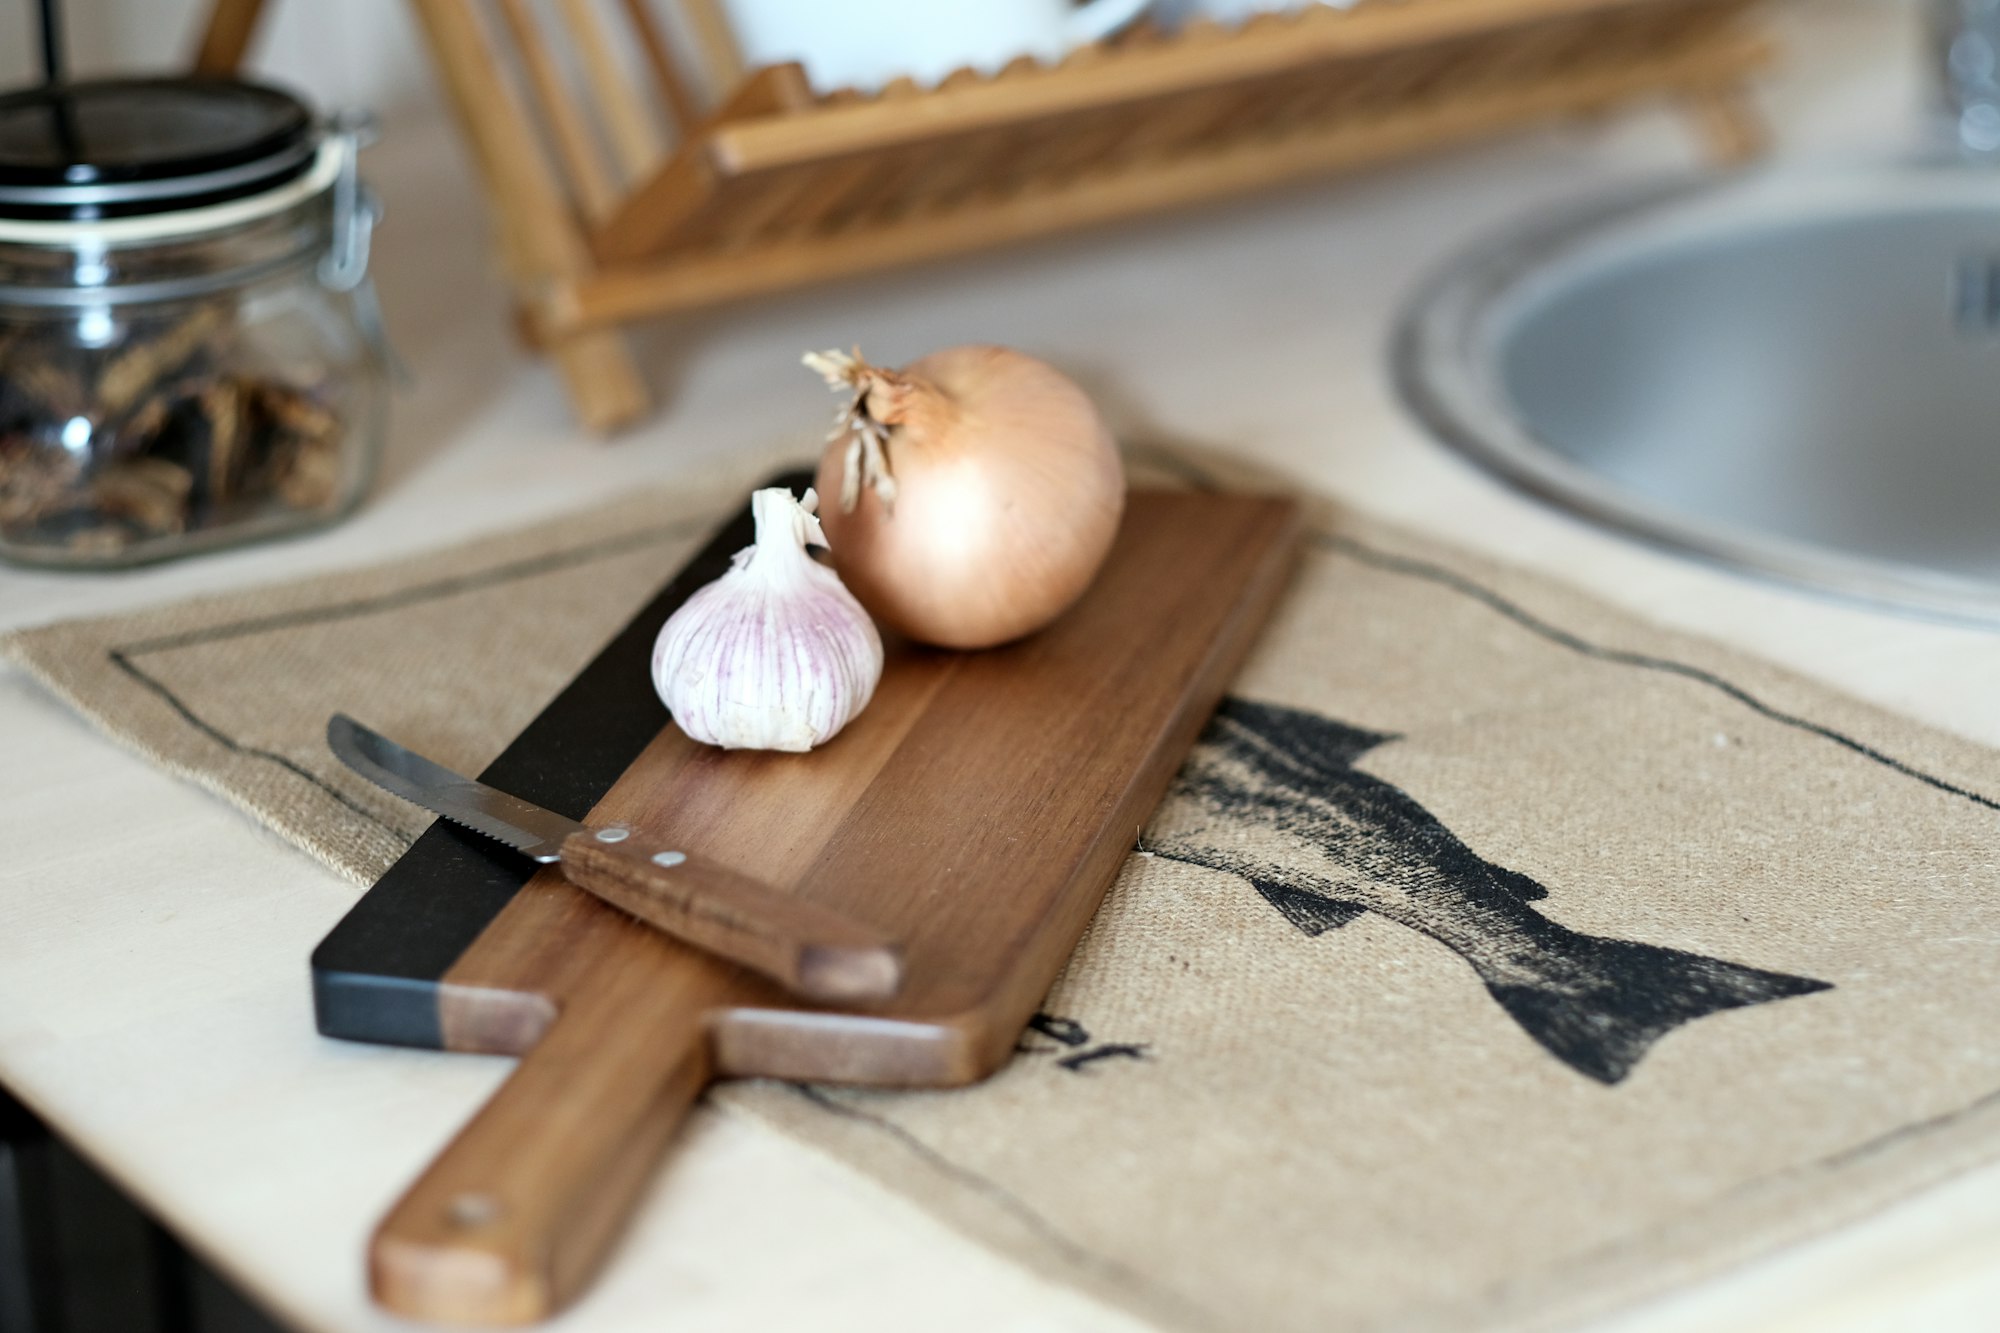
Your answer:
706;492;1305;1086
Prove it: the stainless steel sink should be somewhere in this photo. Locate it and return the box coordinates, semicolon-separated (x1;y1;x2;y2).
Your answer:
1395;162;2000;623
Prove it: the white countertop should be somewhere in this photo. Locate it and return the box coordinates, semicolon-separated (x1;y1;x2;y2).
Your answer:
7;2;2000;1330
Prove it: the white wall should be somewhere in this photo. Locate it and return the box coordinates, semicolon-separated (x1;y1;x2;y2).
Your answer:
0;1;439;117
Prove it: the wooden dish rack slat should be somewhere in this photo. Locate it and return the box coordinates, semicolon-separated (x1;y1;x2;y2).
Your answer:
200;0;1775;432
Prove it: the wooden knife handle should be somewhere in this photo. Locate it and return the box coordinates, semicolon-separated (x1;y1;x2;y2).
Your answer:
556;826;903;1003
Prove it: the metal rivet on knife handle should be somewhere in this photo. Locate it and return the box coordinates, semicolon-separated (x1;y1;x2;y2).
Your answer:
556;828;903;1004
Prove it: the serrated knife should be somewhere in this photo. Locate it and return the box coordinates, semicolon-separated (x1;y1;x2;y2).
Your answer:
326;714;901;1003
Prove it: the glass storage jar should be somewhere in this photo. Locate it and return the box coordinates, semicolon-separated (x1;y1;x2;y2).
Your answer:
0;78;389;568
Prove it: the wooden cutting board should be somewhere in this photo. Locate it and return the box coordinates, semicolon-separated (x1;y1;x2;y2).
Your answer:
313;477;1301;1324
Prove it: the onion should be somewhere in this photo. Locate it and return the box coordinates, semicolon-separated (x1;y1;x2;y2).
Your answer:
806;345;1124;650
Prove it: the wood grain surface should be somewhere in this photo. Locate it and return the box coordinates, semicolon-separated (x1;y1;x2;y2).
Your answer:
368;489;1301;1323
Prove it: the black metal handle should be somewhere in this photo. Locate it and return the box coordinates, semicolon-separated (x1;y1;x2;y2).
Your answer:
37;0;66;86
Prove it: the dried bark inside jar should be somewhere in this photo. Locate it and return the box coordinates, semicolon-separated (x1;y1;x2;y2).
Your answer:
0;431;83;525
0;295;350;560
253;380;345;512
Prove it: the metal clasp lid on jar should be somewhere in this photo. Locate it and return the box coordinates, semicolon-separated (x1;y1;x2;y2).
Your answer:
0;79;396;370
315;113;403;380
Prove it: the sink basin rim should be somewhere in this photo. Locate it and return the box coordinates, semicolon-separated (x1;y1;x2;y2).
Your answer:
1393;161;2000;627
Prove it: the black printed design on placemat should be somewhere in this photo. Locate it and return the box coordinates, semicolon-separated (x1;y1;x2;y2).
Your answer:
1147;443;2000;819
1017;1013;1151;1073
1315;533;2000;815
785;1083;1218;1329
108;643;410;838
101;515;714;839
1145;698;1832;1085
1022;1013;1090;1049
1058;1043;1148;1073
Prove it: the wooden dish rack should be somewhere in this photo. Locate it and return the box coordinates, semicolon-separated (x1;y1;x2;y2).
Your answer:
201;0;1775;432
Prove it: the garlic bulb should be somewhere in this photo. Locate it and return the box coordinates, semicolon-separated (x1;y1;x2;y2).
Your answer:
652;487;883;752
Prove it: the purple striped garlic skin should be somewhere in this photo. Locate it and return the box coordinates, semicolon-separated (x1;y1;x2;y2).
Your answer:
652;487;884;752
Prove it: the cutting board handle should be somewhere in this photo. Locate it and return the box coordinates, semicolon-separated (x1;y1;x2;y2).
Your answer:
369;955;738;1324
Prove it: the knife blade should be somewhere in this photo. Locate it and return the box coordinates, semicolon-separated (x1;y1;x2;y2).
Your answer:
327;714;901;1003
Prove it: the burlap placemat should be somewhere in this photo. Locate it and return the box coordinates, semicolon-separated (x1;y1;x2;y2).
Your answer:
10;446;2000;1333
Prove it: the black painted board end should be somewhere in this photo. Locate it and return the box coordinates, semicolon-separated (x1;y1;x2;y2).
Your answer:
310;471;812;1048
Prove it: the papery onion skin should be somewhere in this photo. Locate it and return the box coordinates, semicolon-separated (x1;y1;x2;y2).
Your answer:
812;345;1124;650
